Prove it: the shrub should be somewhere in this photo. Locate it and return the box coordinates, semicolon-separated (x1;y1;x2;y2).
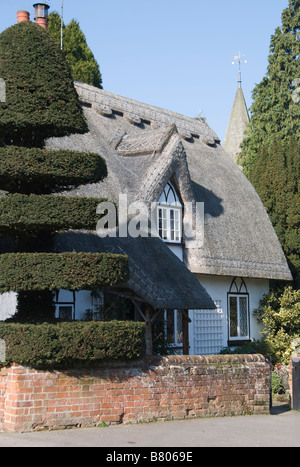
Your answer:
0;252;129;292
0;321;146;368
0;146;107;193
255;286;300;364
219;339;272;357
272;371;284;396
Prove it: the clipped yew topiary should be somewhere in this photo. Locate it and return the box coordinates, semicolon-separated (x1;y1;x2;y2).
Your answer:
0;194;107;234
0;146;107;193
0;321;146;368
0;22;88;147
0;253;129;293
0;20;128;323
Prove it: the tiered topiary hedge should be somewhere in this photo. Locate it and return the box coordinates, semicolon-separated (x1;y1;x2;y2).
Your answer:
0;321;146;368
0;147;107;193
0;194;107;234
0;252;129;292
0;21;129;320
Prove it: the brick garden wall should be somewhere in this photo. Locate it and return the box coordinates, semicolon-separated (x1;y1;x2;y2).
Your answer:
289;354;300;405
0;354;270;432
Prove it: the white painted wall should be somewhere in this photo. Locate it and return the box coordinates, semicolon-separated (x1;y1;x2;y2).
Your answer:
0;292;18;321
56;289;103;321
189;275;269;355
0;290;102;322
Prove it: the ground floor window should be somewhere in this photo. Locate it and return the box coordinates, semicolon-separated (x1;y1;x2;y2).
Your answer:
227;277;250;342
165;309;183;347
228;294;249;340
56;305;74;321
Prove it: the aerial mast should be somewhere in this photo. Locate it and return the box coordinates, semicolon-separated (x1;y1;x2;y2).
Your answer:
61;0;64;50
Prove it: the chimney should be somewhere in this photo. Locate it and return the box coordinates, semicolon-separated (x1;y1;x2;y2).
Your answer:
33;3;50;30
17;11;30;23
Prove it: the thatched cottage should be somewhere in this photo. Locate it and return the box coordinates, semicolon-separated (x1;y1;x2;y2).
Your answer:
36;81;293;354
0;10;292;355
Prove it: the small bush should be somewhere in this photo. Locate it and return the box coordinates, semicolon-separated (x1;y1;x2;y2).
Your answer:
272;372;284;396
0;321;146;369
255;286;300;364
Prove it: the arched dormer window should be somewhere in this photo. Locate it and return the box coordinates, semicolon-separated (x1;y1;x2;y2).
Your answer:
157;182;182;244
228;278;250;342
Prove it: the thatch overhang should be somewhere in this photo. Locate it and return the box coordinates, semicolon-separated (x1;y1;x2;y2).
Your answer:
46;81;292;283
53;231;216;311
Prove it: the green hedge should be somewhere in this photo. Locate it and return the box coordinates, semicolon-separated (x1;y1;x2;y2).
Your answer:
0;252;129;292
0;194;106;234
0;321;146;368
0;22;88;146
0;147;107;193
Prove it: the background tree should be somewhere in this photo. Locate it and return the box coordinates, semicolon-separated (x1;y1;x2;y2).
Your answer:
239;0;300;175
238;0;300;284
48;12;103;89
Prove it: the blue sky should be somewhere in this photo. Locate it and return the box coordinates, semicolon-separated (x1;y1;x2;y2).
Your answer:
0;0;289;142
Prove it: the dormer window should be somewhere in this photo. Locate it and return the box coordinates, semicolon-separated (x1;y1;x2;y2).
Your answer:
157;182;182;244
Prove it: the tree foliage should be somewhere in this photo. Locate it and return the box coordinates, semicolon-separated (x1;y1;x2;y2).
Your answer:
0;22;88;147
255;286;300;364
239;0;300;174
249;137;300;281
48;12;103;89
238;0;300;283
0;21;124;320
0;146;107;194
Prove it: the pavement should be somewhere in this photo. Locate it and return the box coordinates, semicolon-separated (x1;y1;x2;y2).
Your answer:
0;404;299;448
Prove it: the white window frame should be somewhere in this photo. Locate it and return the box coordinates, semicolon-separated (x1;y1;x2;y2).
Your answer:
157;182;182;244
55;304;74;321
228;294;250;341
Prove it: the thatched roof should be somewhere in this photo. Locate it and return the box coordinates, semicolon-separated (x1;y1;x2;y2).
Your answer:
54;231;215;310
46;81;292;283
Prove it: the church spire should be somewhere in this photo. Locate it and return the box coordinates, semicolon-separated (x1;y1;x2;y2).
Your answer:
223;53;250;164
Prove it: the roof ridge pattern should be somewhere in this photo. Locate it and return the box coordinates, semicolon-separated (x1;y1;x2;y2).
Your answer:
74;81;220;144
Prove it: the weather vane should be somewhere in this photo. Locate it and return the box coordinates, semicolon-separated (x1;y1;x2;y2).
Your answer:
232;52;247;88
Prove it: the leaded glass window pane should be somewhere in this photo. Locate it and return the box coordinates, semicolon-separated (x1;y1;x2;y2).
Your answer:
239;297;248;337
229;296;238;337
176;310;183;344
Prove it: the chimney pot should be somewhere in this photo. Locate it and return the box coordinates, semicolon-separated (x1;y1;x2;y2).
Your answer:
17;11;30;23
33;3;50;30
35;17;48;30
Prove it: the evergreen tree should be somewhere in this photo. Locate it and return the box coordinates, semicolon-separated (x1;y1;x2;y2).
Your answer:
238;0;300;175
238;0;300;284
0;22;127;320
249;137;300;282
48;12;103;89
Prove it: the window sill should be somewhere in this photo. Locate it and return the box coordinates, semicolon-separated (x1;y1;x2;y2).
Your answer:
228;339;251;346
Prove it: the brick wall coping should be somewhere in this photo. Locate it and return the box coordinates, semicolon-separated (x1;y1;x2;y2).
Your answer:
2;354;268;372
160;354;267;365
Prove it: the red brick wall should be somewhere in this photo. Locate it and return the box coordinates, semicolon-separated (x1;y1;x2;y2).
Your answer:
0;355;270;432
